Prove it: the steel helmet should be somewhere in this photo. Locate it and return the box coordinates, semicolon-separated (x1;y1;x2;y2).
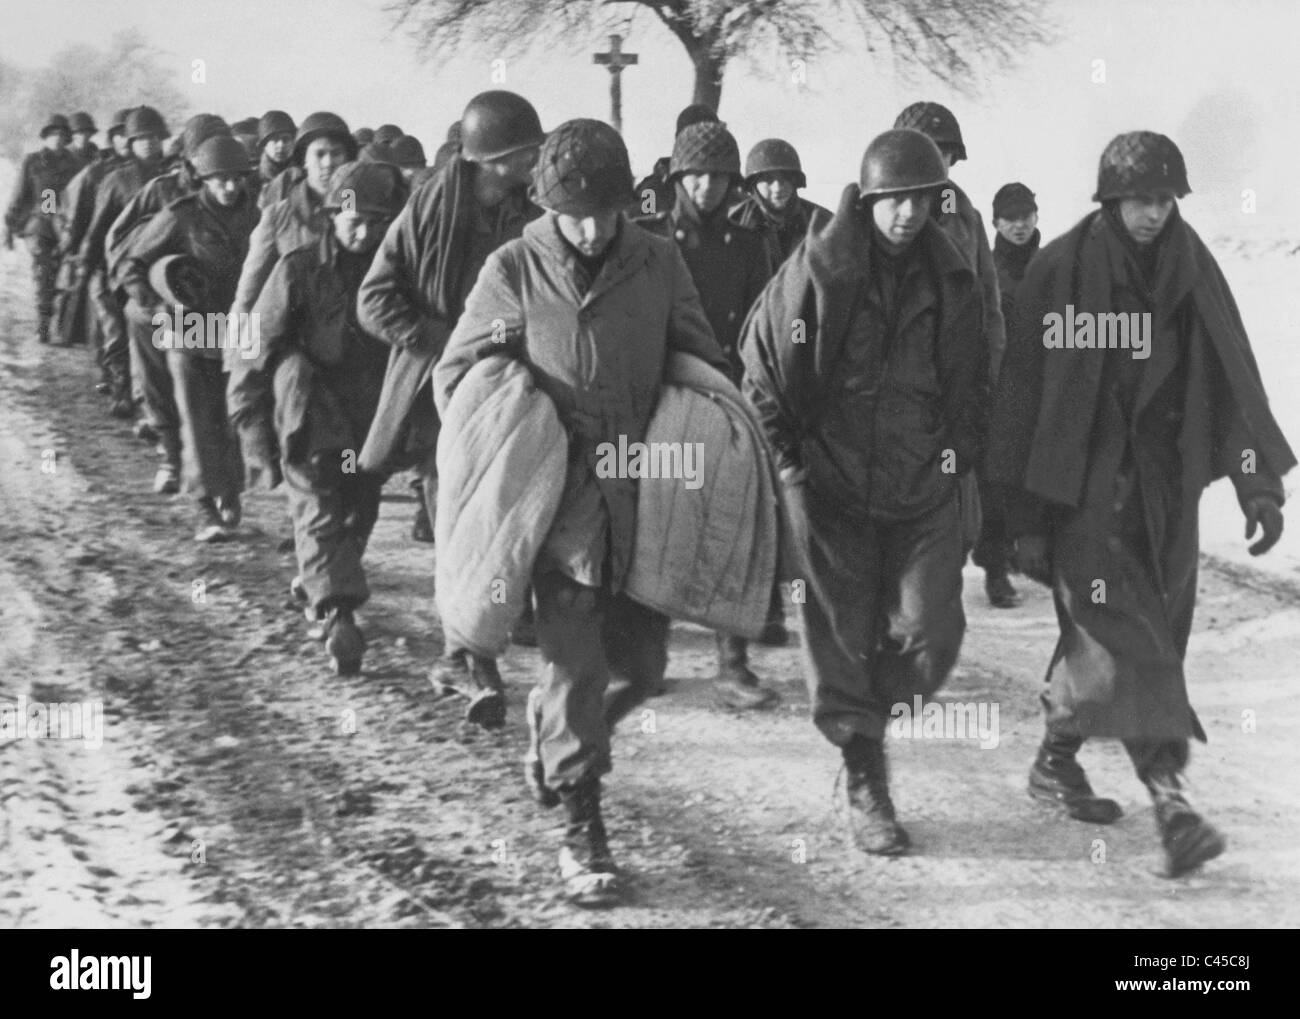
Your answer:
858;129;948;198
353;127;375;146
1093;131;1191;202
744;138;806;189
670;121;741;181
69;112;97;135
40;114;72;139
675;103;718;137
180;114;231;159
531;118;633;215
894;101;966;163
359;141;399;166
257;110;296;149
459;91;545;162
191;135;252;178
391;135;427;168
374;123;403;146
109;108;133;138
125;106;169;141
293;111;359;164
324;160;406;216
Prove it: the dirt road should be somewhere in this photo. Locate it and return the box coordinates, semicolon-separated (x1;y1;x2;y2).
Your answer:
2;252;1298;929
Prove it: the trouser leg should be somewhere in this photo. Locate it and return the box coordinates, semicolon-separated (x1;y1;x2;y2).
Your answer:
166;352;241;500
534;571;639;791
602;592;670;729
26;233;58;335
91;272;130;394
971;472;1013;571
283;454;372;616
133;310;180;463
799;492;965;744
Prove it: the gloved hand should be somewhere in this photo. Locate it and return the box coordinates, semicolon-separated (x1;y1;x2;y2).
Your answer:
1243;495;1283;556
1014;534;1052;586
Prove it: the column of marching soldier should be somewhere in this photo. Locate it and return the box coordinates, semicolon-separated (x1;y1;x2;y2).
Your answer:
4;93;1291;908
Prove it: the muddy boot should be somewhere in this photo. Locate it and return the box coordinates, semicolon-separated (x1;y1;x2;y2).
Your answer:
464;653;506;728
109;396;135;419
558;778;622;908
323;606;365;675
1028;728;1122;824
984;566;1024;608
714;634;779;710
194;497;232;543
134;418;159;442
840;735;910;856
216;493;241;529
524;686;560;808
37;315;51;345
1145;771;1226;878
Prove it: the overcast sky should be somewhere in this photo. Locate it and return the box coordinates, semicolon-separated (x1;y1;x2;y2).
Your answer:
4;0;1297;236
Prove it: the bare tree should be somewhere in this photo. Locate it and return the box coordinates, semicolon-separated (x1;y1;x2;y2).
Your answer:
388;0;1057;112
1;28;188;161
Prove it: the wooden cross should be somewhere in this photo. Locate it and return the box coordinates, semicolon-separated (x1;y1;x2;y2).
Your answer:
593;33;638;134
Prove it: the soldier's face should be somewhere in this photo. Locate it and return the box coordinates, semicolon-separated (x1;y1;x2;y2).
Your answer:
681;172;730;214
333;210;392;254
72;131;93;149
130;134;161;161
482;146;540;188
44;131;69;151
112;132;130;156
304;137;351;195
204;174;245;207
555;208;621;258
1118;192;1176;246
871;189;932;250
995;211;1038;245
755;173;796;210
264;134;293;164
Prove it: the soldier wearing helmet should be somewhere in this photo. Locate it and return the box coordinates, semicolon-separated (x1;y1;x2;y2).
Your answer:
60;107;134;383
117;134;259;543
635;118;781;711
68;112;99;168
257;110;297;193
630;103;721;218
80;106;171;418
228;160;406;675
103;114;233;487
729;138;830;265
357;89;544;714
988;131;1293;878
741;128;987;857
894;101;1017;610
4;114;81;345
435;118;729;907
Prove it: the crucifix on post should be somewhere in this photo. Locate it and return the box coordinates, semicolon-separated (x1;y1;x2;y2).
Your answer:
593;33;638;134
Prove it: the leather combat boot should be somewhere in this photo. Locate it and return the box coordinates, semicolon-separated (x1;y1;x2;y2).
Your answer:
1028;728;1123;824
840;735;910;855
984;566;1024;608
1145;771;1226;878
323;606;365;676
558;778;622;908
428;650;506;728
714;634;779;710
